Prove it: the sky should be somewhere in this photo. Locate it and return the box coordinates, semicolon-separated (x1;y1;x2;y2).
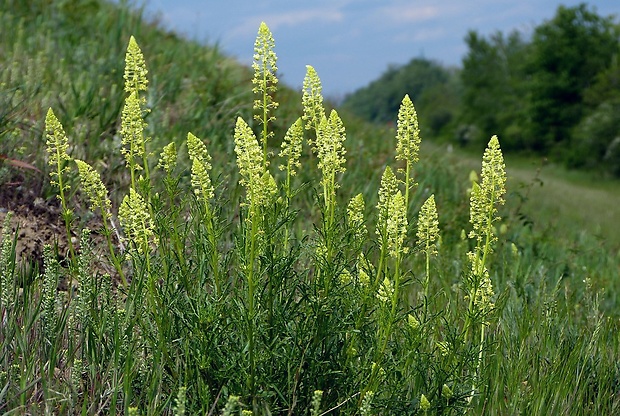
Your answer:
141;0;618;99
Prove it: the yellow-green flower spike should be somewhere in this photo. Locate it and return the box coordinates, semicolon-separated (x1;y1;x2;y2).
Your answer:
347;193;367;245
408;314;420;330
357;253;371;287
157;142;177;175
279;117;303;176
310;390;323;416
118;188;155;254
187;132;214;202
124;36;148;98
417;194;439;257
234;117;263;191
377;276;394;303
259;170;277;207
359;391;374;416
120;91;148;182
252;21;279;164
45;108;72;195
187;132;212;167
234;117;275;212
395;94;421;207
481;135;506;206
191;158;214;201
467;251;495;313
376;166;398;235
315;109;347;190
221;395;240;416
468;135;506;248
1;212;15;307
420;394;431;411
396;94;421;165
386;190;408;258
74;159;112;217
302;65;325;136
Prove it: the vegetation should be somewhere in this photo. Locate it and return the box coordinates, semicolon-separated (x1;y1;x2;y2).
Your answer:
343;3;620;177
340;59;460;139
1;1;619;415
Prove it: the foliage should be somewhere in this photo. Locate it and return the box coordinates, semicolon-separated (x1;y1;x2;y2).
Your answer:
459;3;620;174
342;3;620;177
341;58;460;138
0;1;619;415
459;30;529;151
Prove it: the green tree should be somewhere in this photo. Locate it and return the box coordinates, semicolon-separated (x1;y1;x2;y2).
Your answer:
459;30;528;150
526;4;619;155
341;58;459;137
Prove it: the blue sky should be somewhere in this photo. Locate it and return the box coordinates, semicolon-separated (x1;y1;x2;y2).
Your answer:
142;1;618;98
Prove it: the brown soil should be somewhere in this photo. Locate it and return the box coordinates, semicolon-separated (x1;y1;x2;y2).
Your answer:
0;183;71;270
0;179;117;286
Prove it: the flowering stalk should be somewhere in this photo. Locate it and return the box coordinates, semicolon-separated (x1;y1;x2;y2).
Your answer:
302;65;326;139
0;212;15;309
234;116;277;402
252;22;278;168
375;166;398;286
279;117;303;200
124;36;148;100
395;94;421;210
45;108;75;259
120;91;148;191
75;159;127;286
122;35;152;211
314;109;346;230
416;194;439;303
465;135;506;401
279;117;303;248
118;188;156;285
347;193;367;251
187;132;220;295
367;184;408;399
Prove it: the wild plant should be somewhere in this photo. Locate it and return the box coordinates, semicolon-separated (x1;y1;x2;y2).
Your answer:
463;135;506;402
45;108;75;259
2;17;619;416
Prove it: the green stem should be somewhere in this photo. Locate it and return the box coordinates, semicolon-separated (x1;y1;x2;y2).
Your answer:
100;211;127;287
55;155;75;261
246;199;259;404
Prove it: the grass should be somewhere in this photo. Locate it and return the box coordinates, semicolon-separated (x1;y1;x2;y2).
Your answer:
422;142;620;251
1;1;619;415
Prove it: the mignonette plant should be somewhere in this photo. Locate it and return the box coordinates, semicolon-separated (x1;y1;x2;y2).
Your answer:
1;21;522;416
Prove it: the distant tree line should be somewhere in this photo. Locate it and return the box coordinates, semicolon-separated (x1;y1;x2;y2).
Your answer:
341;4;620;176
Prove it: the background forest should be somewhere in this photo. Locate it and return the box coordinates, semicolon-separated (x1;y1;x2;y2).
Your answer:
342;4;620;177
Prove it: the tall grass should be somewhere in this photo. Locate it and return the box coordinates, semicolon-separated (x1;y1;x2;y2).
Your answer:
0;3;619;415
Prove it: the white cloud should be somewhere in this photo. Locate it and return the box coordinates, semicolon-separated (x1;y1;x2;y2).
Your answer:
393;27;447;43
229;7;344;39
379;5;443;23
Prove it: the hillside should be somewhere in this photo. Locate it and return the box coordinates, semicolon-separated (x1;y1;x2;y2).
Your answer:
1;1;619;415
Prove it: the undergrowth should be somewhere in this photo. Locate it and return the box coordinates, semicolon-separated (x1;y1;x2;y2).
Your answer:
0;7;619;416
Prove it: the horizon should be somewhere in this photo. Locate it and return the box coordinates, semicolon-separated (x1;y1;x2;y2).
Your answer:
141;1;617;98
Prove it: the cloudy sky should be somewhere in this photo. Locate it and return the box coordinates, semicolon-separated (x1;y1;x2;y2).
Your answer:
142;0;617;98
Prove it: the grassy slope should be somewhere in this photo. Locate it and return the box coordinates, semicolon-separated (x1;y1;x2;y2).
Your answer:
1;1;619;414
423;142;620;251
2;0;618;253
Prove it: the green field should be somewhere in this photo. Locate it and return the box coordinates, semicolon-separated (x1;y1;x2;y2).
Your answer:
1;1;619;415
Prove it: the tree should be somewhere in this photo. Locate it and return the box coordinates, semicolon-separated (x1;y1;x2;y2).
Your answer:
459;30;529;150
526;4;619;154
341;58;459;137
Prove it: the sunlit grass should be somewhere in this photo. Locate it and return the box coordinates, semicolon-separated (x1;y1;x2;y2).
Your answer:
1;2;619;415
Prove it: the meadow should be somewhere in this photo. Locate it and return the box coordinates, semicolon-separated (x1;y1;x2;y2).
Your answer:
1;1;619;415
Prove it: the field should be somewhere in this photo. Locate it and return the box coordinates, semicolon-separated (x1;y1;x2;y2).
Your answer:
1;1;619;415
